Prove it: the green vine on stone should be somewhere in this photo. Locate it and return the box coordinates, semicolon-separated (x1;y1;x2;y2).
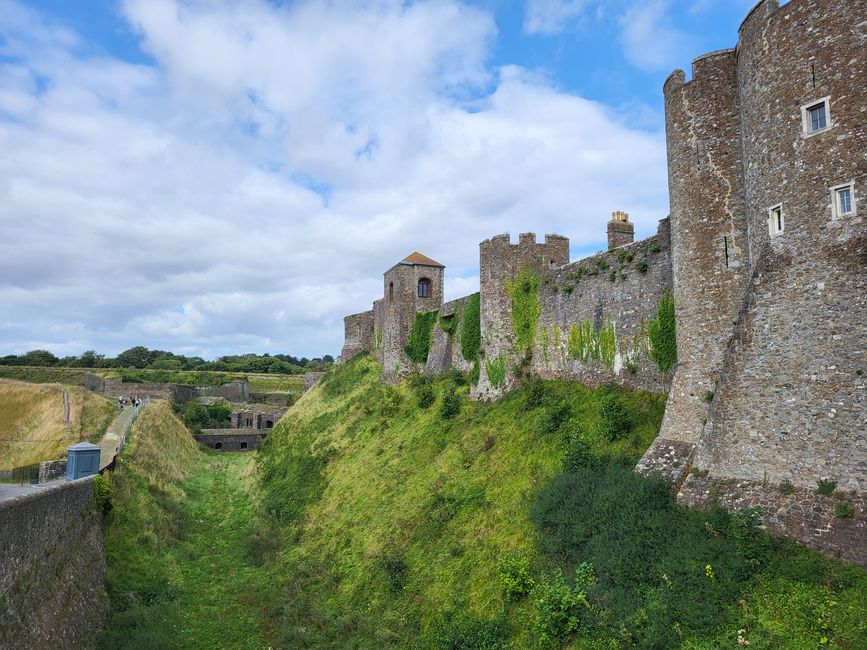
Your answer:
485;355;507;389
405;310;439;364
460;293;481;362
374;328;383;351
506;266;541;356
648;291;677;374
439;313;458;338
567;320;617;370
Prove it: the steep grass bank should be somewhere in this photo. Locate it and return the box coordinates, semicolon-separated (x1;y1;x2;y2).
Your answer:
258;356;867;648
99;401;281;649
0;380;115;470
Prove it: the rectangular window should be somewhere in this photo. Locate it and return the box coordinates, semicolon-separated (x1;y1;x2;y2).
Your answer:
768;204;784;237
801;97;831;136
831;182;856;218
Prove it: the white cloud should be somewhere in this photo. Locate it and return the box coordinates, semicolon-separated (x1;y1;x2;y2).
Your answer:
619;0;694;72
523;0;592;35
0;0;667;358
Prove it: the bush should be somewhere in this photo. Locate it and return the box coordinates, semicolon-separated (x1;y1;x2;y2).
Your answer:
524;376;548;409
498;553;535;600
730;508;770;575
485;356;507;389
779;479;795;495
562;434;595;472
835;502;854;518
635;260;648;274
93;473;112;513
598;396;631;441
378;551;408;592
439;385;461;420
537;401;572;437
531;565;594;647
817;479;837;496
411;374;436;409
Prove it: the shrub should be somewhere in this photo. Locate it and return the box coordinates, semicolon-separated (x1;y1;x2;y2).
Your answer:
460;293;481;362
531;565;594;647
524;376;547;409
598;396;631;441
703;390;715;403
730;508;770;576
411;374;436;409
93;473;112;513
835;502;854;518
378;550;408;592
405;311;439;364
537;401;572;437
817;479;837;496
779;479;795;495
635;260;648;274
562;434;595;472
469;360;480;385
498;553;535;600
439;385;461;420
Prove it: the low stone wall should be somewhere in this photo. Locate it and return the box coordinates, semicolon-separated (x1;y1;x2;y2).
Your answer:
0;477;108;649
303;372;325;393
198;381;249;402
38;459;66;483
103;378;197;403
679;474;867;568
195;431;267;451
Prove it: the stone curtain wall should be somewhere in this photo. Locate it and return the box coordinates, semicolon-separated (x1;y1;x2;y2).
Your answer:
198;381;249;402
531;222;673;392
341;311;375;361
0;478;108;649
103;378;197;403
679;474;867;568
474;233;570;398
689;0;867;491
425;295;477;376
38;459;67;483
302;372;326;393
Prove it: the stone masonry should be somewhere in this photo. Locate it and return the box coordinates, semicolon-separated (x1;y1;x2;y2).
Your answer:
340;0;866;563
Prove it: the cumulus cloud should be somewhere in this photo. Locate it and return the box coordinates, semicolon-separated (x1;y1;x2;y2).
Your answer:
618;0;695;72
0;0;667;358
523;0;592;35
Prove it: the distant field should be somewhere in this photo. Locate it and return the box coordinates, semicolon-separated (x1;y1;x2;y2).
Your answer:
0;367;306;395
0;381;116;470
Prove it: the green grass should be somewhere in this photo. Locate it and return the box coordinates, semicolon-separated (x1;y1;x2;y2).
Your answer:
97;358;867;649
99;402;282;649
0;367;86;385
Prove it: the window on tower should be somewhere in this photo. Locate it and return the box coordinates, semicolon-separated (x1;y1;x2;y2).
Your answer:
418;278;431;298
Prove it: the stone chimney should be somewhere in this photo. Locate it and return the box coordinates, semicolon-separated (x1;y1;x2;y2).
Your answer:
607;210;634;250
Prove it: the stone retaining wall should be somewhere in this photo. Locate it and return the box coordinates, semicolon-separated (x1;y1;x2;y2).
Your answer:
0;477;108;649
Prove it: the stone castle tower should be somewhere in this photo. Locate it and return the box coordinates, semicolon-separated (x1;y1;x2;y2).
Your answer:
341;0;865;563
640;0;866;502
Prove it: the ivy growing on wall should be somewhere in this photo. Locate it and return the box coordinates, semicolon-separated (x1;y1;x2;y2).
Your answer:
540;326;550;364
649;291;677;374
374;328;383;351
567;320;617;370
404;311;439;364
460;293;481;362
506;266;541;356
485;355;507;389
439;313;458;338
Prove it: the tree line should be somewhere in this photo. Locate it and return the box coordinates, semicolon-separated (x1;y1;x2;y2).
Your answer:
0;347;334;374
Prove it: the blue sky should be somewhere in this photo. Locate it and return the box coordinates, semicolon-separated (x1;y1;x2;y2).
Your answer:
1;0;759;358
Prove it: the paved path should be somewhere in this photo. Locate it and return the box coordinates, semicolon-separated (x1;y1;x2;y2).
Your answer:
99;404;139;470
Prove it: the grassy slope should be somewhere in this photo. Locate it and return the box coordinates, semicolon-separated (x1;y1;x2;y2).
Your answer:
100;401;282;649
257;356;667;647
258;356;867;649
0;380;116;469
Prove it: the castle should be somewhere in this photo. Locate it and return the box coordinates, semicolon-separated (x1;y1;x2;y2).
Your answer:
341;0;866;563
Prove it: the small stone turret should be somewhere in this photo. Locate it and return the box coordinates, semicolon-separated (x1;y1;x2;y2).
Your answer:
607;211;634;250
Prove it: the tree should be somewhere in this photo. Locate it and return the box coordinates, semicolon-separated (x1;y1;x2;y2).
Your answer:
20;349;59;366
115;346;158;369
